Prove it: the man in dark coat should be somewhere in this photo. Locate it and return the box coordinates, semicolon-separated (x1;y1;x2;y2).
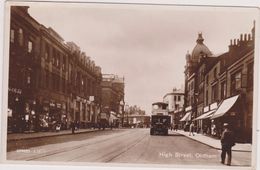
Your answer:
220;123;235;166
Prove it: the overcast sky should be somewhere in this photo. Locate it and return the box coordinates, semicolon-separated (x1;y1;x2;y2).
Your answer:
26;2;257;114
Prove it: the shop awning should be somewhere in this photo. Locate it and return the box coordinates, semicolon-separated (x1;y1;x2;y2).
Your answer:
179;111;192;122
211;95;239;119
193;109;216;121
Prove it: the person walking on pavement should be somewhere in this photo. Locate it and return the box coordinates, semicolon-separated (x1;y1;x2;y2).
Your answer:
189;122;195;136
220;123;235;166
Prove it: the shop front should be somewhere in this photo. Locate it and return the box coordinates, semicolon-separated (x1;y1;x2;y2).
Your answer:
210;95;246;142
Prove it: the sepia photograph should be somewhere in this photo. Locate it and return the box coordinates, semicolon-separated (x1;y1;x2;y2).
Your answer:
1;0;260;169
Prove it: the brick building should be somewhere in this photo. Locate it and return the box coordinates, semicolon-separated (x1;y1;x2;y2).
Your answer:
8;6;102;132
182;23;255;142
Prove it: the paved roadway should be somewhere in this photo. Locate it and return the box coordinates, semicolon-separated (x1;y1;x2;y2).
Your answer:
7;128;251;167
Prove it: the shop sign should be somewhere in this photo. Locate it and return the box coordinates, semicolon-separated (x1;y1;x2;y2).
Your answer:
185;106;192;111
56;103;62;109
50;101;56;107
210;102;218;110
8;87;22;94
203;106;209;113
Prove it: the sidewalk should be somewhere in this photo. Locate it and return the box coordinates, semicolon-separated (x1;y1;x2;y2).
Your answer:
176;130;252;152
7;128;105;142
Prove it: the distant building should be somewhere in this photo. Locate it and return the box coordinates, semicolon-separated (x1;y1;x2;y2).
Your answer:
101;74;125;125
163;88;184;124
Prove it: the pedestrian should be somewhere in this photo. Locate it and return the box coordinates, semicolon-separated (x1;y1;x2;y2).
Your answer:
189;122;195;136
220;123;235;166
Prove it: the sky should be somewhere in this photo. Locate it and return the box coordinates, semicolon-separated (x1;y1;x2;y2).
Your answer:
25;2;257;114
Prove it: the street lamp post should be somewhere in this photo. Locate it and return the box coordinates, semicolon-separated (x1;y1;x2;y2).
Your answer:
119;100;124;127
124;103;129;127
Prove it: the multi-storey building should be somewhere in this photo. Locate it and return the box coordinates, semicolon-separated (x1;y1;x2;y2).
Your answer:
183;24;255;142
8;6;102;132
163;88;184;124
66;42;102;128
182;33;212;125
101;74;125;125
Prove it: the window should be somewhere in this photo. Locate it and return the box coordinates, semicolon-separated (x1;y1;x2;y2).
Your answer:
56;54;60;67
52;50;56;65
18;28;23;46
211;84;218;103
178;96;181;101
221;81;227;99
231;71;242;95
174;96;177;101
214;68;217;79
247;63;253;90
27;74;31;84
206;75;209;85
10;29;15;43
45;44;49;61
28;41;33;53
191;81;194;90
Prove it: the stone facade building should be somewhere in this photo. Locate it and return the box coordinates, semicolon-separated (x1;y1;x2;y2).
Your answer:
101;74;125;125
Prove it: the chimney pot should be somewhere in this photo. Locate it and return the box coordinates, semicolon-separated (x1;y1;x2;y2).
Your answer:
248;34;251;40
244;34;247;41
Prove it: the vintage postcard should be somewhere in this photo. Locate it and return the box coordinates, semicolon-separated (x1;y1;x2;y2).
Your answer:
1;1;259;170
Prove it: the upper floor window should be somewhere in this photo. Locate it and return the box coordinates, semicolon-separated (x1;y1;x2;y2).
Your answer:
174;96;177;101
214;68;217;79
211;84;218;103
28;41;33;53
45;44;50;61
18;28;23;46
10;29;15;43
231;71;242;95
178;96;181;101
221;81;227;99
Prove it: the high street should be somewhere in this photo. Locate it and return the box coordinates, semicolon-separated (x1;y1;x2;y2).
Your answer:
7;128;251;167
